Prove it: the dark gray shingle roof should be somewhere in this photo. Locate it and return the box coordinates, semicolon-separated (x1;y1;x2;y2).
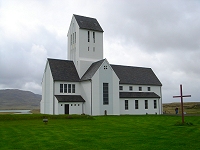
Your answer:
120;92;160;98
55;95;85;102
81;59;105;81
48;58;80;82
111;65;162;86
74;14;103;32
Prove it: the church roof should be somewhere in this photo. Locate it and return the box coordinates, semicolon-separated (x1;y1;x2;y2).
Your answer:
55;95;85;102
74;14;103;32
111;65;162;86
81;59;105;81
48;58;80;82
120;92;160;98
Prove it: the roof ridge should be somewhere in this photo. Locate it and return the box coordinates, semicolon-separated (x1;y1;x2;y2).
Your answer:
111;64;150;69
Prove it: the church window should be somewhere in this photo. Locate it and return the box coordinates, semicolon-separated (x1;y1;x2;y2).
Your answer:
129;86;133;91
72;84;75;93
104;66;107;69
145;100;148;109
148;87;151;91
154;100;157;109
125;100;128;110
60;84;63;93
93;32;95;43
93;47;95;52
75;32;76;43
68;84;71;93
64;84;67;93
88;47;89;51
103;83;109;105
61;104;63;106
135;100;138;109
78;104;80;106
139;87;142;91
88;31;90;42
119;86;123;90
73;33;74;44
71;104;73;106
71;34;72;45
74;104;76;106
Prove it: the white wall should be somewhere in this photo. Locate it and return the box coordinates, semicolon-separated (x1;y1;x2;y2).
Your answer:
54;82;81;95
56;101;84;115
92;60;120;116
120;98;160;115
80;80;91;115
41;62;54;114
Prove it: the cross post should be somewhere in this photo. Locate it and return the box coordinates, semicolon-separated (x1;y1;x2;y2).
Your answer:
173;84;191;123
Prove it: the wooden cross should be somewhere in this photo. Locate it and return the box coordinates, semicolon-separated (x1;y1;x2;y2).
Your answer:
173;84;191;123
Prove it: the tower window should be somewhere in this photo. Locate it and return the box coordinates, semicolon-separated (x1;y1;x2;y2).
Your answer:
71;34;72;45
88;31;90;42
88;47;89;51
93;47;95;52
73;33;74;44
75;32;76;43
93;32;95;43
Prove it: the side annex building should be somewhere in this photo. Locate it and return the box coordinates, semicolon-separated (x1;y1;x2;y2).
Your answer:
40;14;162;115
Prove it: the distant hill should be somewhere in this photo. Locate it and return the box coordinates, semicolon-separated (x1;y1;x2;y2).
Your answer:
0;89;41;110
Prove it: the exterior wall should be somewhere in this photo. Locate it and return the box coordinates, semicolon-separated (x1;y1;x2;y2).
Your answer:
40;62;54;114
92;60;120;115
56;101;84;115
120;98;160;115
119;84;162;114
80;80;91;115
54;81;81;95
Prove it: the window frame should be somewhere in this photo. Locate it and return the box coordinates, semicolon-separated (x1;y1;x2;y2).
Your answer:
119;86;123;90
129;86;133;91
93;32;95;43
68;84;71;93
64;84;67;93
88;31;90;42
148;87;151;91
154;100;157;109
145;100;148;109
60;84;63;93
139;87;142;91
72;84;75;93
103;83;109;105
125;100;128;110
135;100;138;109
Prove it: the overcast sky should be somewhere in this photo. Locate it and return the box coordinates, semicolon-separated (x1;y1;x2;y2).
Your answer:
0;0;200;103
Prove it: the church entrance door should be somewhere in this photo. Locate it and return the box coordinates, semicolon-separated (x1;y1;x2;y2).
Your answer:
65;104;69;114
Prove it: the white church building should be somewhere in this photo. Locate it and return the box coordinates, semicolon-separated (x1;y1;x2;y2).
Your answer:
40;14;162;115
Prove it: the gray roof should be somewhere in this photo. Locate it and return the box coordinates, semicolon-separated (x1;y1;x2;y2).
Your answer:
48;58;80;82
55;95;85;102
120;92;160;98
111;65;162;86
74;14;103;32
81;59;105;81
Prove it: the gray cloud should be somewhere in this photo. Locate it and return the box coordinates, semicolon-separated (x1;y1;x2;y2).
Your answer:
0;0;199;103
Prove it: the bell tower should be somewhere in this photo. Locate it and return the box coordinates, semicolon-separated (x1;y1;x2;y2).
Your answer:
67;14;104;78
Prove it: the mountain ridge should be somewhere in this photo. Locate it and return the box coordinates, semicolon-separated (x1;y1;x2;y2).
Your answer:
0;89;41;109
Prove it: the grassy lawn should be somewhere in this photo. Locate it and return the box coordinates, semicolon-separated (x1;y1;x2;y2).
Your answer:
0;115;200;150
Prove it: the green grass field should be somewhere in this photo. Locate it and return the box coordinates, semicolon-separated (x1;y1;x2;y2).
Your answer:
0;114;200;150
